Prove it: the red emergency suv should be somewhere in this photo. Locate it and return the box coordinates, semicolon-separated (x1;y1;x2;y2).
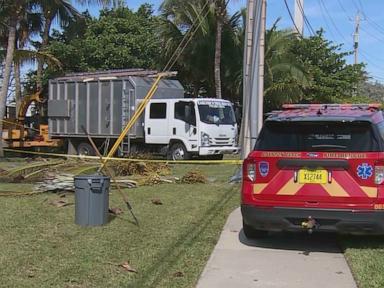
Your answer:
241;104;384;238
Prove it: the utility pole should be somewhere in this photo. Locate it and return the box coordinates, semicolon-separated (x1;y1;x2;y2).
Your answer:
294;0;304;36
240;0;266;159
353;12;361;65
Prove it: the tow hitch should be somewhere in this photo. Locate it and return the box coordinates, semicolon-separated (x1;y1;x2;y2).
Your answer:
301;216;319;234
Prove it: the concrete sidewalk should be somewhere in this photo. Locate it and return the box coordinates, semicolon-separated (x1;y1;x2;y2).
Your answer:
197;208;357;288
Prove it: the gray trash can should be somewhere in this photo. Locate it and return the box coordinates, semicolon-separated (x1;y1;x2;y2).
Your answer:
74;175;110;226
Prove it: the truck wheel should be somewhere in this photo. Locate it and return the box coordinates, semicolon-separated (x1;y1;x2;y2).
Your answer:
168;143;190;160
243;221;268;238
77;142;95;156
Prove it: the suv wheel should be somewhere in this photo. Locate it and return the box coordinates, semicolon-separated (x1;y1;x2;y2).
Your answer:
243;221;268;238
168;143;190;160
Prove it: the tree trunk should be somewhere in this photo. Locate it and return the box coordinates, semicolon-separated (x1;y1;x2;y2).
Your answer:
214;7;223;99
37;16;52;91
0;23;17;157
14;61;22;117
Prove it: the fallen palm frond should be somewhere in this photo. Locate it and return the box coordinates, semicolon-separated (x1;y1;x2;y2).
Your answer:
4;160;66;179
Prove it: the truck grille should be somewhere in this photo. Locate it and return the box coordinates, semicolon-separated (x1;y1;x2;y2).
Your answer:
210;137;231;146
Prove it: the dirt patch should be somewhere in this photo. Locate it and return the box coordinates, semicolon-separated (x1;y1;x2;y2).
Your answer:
180;170;207;184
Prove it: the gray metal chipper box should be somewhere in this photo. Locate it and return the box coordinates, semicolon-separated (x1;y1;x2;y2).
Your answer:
47;69;184;154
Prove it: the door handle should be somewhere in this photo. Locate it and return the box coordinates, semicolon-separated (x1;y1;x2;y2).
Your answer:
147;127;151;135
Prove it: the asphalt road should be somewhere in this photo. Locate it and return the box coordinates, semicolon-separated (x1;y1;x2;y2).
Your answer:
197;208;357;288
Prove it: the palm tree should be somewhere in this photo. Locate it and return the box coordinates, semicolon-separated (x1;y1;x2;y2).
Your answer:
213;0;226;99
35;0;115;89
263;22;310;111
160;0;240;99
160;0;234;99
13;8;42;115
0;0;36;157
36;0;81;90
0;0;110;157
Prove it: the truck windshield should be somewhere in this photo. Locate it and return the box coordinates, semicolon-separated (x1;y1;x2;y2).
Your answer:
198;103;236;125
255;121;381;152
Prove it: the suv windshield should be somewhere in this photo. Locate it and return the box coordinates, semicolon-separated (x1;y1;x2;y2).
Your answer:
255;121;380;152
198;103;236;125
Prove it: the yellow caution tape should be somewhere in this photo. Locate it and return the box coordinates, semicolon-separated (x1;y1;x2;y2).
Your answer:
4;148;243;165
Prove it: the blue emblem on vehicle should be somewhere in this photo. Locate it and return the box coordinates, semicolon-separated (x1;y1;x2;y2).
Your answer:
357;163;373;180
259;161;269;177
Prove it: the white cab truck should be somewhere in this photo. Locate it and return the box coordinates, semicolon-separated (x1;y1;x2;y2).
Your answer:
48;71;239;159
145;98;238;160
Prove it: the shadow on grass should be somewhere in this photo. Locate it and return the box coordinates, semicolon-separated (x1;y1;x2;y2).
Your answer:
239;230;341;254
338;234;384;251
129;185;238;288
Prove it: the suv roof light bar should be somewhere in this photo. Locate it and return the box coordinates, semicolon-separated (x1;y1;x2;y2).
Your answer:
282;104;381;110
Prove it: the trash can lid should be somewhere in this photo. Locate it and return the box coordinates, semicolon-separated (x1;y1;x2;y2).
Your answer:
74;174;110;181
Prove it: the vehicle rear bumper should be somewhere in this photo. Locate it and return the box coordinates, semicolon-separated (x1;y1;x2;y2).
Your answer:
199;146;239;155
241;204;384;234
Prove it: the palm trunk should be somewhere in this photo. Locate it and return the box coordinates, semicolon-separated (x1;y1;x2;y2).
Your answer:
15;61;22;117
214;10;223;99
37;17;52;90
0;22;17;157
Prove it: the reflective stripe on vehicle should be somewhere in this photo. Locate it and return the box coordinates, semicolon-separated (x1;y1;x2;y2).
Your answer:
253;170;378;198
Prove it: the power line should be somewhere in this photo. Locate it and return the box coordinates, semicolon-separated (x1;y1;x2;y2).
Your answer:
355;0;384;37
315;0;337;39
283;0;302;37
360;26;384;43
336;0;349;17
333;1;384;65
295;0;315;36
357;0;364;12
360;51;384;70
318;0;349;43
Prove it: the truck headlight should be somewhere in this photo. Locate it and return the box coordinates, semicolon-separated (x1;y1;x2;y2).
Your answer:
201;132;210;147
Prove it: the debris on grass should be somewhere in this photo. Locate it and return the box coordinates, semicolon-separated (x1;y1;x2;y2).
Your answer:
49;199;73;208
109;207;124;215
173;271;184;278
12;174;25;183
112;160;171;177
120;261;138;273
34;173;137;193
151;198;163;205
105;261;138;273
35;173;75;193
180;170;207;184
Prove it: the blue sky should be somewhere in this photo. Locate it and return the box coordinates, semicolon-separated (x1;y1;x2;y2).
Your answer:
75;0;384;83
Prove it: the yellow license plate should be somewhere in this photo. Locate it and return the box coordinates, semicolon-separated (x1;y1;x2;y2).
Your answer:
298;169;327;184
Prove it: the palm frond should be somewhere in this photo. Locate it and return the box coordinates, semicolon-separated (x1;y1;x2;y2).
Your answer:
12;49;62;69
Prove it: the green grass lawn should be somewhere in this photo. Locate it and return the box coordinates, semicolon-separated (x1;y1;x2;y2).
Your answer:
0;160;240;288
340;235;384;288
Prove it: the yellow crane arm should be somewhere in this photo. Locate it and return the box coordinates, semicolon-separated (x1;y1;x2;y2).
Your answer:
17;91;45;122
